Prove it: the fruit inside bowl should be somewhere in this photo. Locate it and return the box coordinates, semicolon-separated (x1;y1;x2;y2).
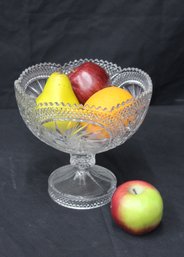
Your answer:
14;59;152;209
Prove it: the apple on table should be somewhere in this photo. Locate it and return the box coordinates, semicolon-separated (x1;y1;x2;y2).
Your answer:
111;180;164;235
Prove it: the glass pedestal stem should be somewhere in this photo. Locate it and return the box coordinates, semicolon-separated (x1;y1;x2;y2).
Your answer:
70;154;96;185
48;153;117;209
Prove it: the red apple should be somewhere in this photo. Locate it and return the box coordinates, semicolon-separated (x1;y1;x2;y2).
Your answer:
68;62;109;104
111;180;163;235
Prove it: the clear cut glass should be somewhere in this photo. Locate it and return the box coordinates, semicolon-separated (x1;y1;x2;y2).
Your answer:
14;59;152;209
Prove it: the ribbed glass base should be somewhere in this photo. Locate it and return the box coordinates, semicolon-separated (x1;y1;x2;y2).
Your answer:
48;164;117;209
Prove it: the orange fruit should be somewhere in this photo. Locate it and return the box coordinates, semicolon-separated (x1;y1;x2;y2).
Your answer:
84;86;134;139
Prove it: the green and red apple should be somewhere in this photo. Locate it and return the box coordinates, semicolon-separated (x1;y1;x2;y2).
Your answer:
111;180;164;235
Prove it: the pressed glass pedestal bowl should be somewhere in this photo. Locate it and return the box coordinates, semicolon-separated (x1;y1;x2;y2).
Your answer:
14;59;152;209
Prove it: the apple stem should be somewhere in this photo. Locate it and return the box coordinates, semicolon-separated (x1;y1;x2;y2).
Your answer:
132;188;137;195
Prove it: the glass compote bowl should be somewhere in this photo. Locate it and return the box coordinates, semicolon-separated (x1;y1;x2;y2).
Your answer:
14;59;152;209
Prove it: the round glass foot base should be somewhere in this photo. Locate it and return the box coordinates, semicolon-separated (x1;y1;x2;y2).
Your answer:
48;165;117;209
